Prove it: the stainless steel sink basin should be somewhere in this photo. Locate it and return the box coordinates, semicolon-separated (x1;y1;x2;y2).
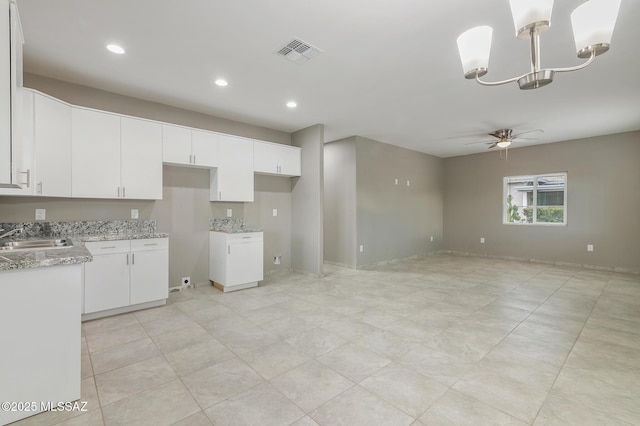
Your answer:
0;239;73;252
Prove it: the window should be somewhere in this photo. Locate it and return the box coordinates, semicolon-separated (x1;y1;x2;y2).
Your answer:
504;173;567;225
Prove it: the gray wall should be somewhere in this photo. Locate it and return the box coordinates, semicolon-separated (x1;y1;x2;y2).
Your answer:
0;74;296;287
291;124;324;277
443;131;640;273
323;138;357;267
323;136;444;269
355;137;443;267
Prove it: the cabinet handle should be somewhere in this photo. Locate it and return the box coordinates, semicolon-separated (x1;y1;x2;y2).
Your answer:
132;253;135;265
193;154;196;164
219;191;222;200
228;245;230;255
126;253;129;265
37;181;42;195
19;169;30;187
117;187;121;198
242;236;251;239
123;187;126;198
101;246;117;249
143;243;157;246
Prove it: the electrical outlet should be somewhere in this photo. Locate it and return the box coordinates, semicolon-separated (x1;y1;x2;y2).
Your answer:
273;256;281;265
480;237;485;244
430;235;434;242
131;209;139;219
226;209;232;217
394;178;398;185
35;209;46;220
587;244;594;252
181;277;191;288
406;180;410;187
273;209;278;217
359;245;364;252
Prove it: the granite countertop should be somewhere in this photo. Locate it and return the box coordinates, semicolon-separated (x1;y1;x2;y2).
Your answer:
210;228;263;234
0;240;92;271
209;217;262;234
78;232;169;242
0;221;168;270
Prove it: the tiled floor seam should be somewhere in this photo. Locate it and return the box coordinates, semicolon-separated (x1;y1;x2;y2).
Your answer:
529;274;611;424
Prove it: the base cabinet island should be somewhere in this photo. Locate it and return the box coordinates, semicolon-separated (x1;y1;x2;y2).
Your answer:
0;240;90;425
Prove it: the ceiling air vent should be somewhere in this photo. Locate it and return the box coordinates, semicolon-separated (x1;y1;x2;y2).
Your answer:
275;38;322;64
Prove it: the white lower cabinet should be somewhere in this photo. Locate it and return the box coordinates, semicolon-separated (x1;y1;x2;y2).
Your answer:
209;231;263;292
0;264;81;425
83;241;130;314
83;238;168;319
130;239;170;305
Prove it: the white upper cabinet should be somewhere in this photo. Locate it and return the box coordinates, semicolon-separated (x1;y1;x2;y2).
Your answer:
0;0;24;188
210;135;254;202
33;91;72;197
253;141;301;177
162;125;219;167
72;108;163;199
121;117;162;200
72;108;121;198
161;124;191;165
191;129;219;167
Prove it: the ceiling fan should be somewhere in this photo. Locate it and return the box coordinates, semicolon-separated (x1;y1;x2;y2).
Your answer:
466;128;543;159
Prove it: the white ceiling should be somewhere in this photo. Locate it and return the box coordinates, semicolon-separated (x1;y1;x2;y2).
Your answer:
16;0;640;157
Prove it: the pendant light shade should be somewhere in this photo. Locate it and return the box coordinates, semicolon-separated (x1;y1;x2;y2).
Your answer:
509;0;554;38
456;0;618;90
496;140;511;148
456;26;493;79
571;0;621;58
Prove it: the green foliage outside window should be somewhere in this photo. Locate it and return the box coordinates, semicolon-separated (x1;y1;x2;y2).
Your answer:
506;194;521;222
522;207;564;223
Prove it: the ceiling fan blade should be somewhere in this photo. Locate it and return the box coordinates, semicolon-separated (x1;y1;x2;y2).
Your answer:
511;137;538;142
487;142;497;149
512;129;543;138
465;140;494;146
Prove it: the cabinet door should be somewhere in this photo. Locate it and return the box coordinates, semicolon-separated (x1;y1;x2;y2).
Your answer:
34;92;72;197
84;253;130;314
72;108;121;198
211;135;254;202
0;2;10;185
121;117;162;199
227;240;263;286
278;145;302;176
130;248;168;305
191;129;219;167
162;124;191;165
253;141;279;174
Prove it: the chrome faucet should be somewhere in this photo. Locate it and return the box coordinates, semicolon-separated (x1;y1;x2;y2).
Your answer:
0;227;24;239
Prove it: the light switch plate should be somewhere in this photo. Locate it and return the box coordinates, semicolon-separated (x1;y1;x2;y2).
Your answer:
406;180;410;187
227;209;233;217
35;209;46;220
131;209;139;219
480;237;485;244
394;178;398;185
273;209;278;217
587;244;594;252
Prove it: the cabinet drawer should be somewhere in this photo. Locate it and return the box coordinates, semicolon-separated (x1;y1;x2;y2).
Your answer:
226;232;263;242
130;238;168;251
85;240;130;255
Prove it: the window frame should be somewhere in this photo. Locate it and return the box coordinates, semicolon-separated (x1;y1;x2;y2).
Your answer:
503;172;568;226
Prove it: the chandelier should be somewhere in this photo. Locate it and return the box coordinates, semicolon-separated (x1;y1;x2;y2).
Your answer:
456;0;621;90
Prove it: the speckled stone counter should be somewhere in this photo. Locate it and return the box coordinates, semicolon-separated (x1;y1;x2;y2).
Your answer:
0;242;92;271
0;220;168;271
209;217;263;233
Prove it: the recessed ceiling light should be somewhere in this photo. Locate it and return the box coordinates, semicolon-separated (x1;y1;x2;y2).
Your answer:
106;44;125;54
214;79;228;87
286;101;297;108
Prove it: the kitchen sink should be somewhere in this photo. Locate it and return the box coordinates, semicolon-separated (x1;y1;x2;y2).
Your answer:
0;239;73;252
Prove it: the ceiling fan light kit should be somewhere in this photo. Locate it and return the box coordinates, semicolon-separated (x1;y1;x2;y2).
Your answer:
456;0;621;90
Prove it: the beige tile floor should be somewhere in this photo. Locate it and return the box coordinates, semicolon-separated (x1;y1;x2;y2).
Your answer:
12;254;640;425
